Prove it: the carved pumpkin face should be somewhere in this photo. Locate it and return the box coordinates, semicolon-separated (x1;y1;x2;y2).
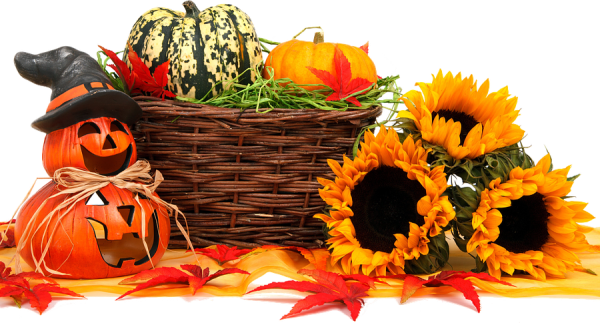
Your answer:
42;117;137;177
14;182;170;279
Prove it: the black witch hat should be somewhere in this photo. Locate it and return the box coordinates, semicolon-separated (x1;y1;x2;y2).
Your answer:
14;46;142;134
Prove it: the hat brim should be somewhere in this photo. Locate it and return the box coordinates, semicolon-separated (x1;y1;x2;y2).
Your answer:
32;90;142;134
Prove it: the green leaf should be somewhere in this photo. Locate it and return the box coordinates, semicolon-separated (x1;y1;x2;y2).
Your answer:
454;238;469;253
352;123;381;157
567;174;580;182
474;257;487;274
11;295;22;308
457;221;475;238
583;268;597;276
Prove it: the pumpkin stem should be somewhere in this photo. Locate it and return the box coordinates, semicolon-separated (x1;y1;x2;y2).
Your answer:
183;1;201;18
290;26;325;44
313;32;324;44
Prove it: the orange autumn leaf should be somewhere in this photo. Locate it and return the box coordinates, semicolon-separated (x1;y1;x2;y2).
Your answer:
99;44;175;100
340;274;388;290
117;264;249;299
306;47;374;107
118;267;189;285
0;261;84;314
247;269;372;321
298;248;330;271
0;229;14;248
187;245;252;266
379;270;515;313
99;45;136;94
125;43;175;100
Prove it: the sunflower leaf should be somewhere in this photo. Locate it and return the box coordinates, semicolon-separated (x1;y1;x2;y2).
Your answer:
474;257;487;273
454;186;479;209
395;118;419;133
451;225;470;253
430;234;450;263
567;174;580;182
352;122;381;157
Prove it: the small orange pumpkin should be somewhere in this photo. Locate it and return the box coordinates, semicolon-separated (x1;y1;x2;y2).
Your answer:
262;30;377;91
42;117;137;177
15;181;170;279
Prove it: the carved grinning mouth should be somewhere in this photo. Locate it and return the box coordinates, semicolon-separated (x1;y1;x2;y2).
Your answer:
80;144;133;176
87;209;160;268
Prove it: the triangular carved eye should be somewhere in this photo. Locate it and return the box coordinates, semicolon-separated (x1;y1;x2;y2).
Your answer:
86;191;109;206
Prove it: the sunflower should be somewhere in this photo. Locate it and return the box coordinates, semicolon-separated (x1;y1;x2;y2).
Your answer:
462;154;595;280
314;127;455;276
398;71;525;160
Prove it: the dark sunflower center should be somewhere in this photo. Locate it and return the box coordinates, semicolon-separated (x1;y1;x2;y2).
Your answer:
494;193;550;254
351;166;426;253
431;110;479;144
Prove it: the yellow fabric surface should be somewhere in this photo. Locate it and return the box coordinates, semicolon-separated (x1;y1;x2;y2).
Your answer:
1;228;600;299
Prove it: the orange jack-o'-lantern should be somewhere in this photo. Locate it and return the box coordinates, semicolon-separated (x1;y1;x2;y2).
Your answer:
42;117;138;177
14;47;142;176
15;182;170;279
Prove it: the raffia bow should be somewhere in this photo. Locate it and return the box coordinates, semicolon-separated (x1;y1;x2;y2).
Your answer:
9;160;197;275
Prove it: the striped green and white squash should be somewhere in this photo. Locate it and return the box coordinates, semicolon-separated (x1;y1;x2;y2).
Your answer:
123;1;263;100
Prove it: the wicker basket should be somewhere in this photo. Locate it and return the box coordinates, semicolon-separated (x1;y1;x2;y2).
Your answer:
131;96;382;249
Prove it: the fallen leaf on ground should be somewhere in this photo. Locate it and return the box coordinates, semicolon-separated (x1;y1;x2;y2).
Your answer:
187;245;252;266
247;269;380;321
0;229;14;248
0;261;84;314
379;270;515;312
117;265;249;299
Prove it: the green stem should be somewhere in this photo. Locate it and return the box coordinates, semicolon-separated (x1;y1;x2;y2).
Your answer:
183;1;202;18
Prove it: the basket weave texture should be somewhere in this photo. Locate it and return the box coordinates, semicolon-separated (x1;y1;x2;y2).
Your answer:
131;96;382;249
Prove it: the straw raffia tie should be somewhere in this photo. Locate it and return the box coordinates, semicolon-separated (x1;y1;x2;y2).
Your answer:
11;160;198;275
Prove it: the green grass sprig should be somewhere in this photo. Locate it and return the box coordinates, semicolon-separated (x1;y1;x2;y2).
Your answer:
97;40;403;115
178;65;402;114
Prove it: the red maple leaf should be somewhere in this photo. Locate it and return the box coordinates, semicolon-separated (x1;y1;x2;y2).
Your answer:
247;269;378;321
187;245;252;266
117;265;249;299
1;220;15;248
99;44;176;100
125;43;176;100
98;45;136;94
380;270;515;313
357;43;382;80
306;46;374;107
0;261;85;314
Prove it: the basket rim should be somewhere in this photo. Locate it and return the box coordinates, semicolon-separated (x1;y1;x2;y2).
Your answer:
132;95;384;116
